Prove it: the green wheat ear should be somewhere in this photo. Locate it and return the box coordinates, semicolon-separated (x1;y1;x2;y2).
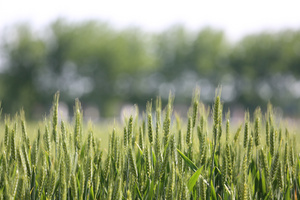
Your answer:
289;145;294;168
43;124;51;158
31;140;38;168
270;127;275;157
200;176;206;200
46;170;56;198
4;119;10;153
128;147;137;179
253;107;260;138
138;126;144;150
270;151;279;182
283;142;288;172
243;111;249;149
10;128;16;161
254;117;261;147
242;182;248;200
16;147;25;175
213;95;221;143
126;189;132;200
20;109;30;150
192;87;200;128
160;140;170;180
144;145;151;178
156;96;162;125
127;115;133;147
15;176;24;199
226;144;232;184
163;92;173;147
260;148;269;181
170;134;176;163
1;152;8;188
154;120;161;158
225;110;230;142
85;156;92;187
234;124;242;143
59;160;67;199
21;143;31;178
37;154;46;198
74;99;83;153
70;173;77;199
147;101;153;145
166;163;175;200
123;126;128;147
277;161;283;192
222;150;227;186
186;117;192;146
86;127;94;155
218;103;223;141
265;120;270;147
247;135;253;163
52;92;59;158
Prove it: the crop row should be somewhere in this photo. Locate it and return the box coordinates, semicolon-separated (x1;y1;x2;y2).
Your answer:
0;91;299;199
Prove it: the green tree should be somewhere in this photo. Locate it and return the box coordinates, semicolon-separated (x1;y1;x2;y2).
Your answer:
42;19;156;116
229;30;300;113
0;24;46;116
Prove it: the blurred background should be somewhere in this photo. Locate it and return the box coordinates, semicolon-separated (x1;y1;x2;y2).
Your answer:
1;0;300;120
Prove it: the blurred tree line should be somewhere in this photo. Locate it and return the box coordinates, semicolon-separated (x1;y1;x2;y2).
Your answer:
1;19;300;118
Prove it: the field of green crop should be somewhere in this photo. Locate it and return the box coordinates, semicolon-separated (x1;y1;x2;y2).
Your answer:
0;91;299;199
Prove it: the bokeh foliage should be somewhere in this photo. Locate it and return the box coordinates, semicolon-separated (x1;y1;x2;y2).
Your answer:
1;19;300;117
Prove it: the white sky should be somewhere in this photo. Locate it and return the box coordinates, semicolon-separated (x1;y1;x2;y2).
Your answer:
1;0;300;40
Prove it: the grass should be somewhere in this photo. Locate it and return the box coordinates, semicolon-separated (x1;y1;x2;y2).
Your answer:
0;91;299;199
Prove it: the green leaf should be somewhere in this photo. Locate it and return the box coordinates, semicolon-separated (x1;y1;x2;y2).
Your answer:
214;154;219;167
261;170;266;194
223;184;231;197
254;170;260;196
73;152;78;173
136;143;143;155
298;157;300;187
210;180;217;200
90;186;94;199
223;191;229;200
188;166;204;192
263;192;270;200
298;175;300;192
143;179;150;199
177;149;198;172
256;170;260;181
268;152;272;167
214;166;221;175
285;185;291;200
148;181;155;200
30;168;36;200
76;175;81;197
136;183;143;200
152;150;156;166
53;179;60;197
163;141;169;157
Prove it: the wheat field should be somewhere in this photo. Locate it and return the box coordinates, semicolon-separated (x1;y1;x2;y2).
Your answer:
0;91;299;199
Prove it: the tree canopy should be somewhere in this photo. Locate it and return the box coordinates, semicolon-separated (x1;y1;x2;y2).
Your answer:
1;19;300;118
